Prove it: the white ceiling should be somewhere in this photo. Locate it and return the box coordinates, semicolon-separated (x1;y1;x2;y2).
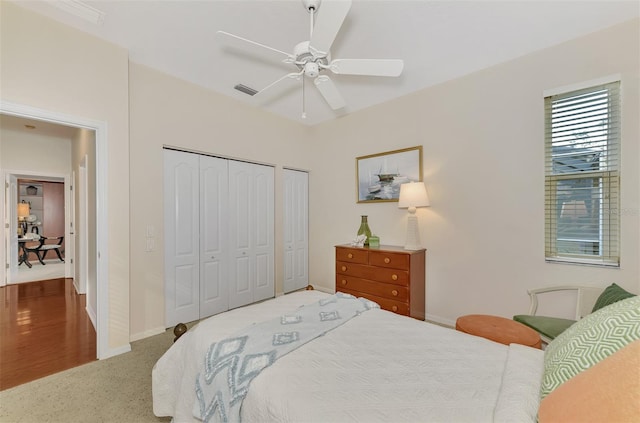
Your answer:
9;0;640;126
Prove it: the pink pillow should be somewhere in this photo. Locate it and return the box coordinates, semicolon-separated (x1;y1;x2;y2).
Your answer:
538;340;640;422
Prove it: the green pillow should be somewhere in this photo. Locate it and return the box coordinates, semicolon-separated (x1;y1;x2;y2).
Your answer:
592;283;636;313
541;296;640;399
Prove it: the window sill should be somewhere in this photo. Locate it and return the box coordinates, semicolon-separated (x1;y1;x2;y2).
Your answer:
545;257;620;268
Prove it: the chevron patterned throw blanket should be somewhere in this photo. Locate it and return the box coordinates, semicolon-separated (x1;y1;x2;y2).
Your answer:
193;293;379;423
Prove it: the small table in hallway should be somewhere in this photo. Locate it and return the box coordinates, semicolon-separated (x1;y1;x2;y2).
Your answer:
17;238;33;268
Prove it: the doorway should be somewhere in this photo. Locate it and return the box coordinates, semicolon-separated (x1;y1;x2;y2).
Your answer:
0;102;109;359
10;175;68;284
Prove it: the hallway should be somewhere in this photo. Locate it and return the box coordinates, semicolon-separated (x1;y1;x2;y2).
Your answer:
0;278;96;390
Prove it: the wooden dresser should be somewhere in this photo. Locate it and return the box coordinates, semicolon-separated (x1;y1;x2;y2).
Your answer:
335;245;426;320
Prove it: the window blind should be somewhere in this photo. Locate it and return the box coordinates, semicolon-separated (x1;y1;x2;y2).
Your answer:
544;81;620;266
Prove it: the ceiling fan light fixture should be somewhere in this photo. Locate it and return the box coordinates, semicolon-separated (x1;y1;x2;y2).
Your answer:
304;62;320;78
218;0;403;117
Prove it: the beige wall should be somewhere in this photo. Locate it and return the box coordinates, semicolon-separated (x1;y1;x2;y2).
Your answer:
128;63;311;338
309;18;640;325
2;0;638;343
1;2;130;351
0;129;72;174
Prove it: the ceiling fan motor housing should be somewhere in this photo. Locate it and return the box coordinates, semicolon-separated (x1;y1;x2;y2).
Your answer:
294;41;329;77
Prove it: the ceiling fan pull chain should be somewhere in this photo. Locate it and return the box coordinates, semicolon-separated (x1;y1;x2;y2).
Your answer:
301;75;307;119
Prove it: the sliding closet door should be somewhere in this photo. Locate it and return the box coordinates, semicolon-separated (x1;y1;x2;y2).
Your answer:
228;161;274;309
164;150;200;327
283;169;309;293
199;155;229;318
252;164;275;302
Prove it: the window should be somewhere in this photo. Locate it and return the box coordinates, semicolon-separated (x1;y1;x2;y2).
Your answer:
544;81;620;266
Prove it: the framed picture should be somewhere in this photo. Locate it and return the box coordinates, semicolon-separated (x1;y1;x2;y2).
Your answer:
356;146;423;203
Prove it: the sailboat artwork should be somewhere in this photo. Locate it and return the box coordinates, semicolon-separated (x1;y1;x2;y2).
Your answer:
356;146;423;203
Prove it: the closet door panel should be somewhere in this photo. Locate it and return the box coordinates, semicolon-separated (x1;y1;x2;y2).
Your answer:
253;164;274;302
283;169;309;293
164;150;200;327
228;161;254;309
199;155;229;318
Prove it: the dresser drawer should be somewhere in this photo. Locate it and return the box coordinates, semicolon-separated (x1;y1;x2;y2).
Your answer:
369;250;410;270
335;275;408;302
336;261;409;286
337;287;410;316
335;244;425;321
335;247;368;264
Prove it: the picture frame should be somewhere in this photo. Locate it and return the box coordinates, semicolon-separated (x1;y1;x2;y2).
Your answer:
356;146;423;203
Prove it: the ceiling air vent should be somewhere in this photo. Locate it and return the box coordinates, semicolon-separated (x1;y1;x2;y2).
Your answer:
234;84;258;96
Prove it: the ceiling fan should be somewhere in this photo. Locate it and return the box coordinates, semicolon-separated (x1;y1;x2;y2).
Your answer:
218;0;404;118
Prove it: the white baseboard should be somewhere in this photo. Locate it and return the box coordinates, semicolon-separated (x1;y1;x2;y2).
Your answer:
129;326;166;342
100;343;132;360
86;303;97;331
425;313;456;328
311;285;334;294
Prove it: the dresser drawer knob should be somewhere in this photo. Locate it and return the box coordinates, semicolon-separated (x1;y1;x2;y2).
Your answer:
392;306;398;312
391;274;398;281
347;253;353;259
384;257;390;264
341;266;347;272
341;279;347;285
391;290;398;296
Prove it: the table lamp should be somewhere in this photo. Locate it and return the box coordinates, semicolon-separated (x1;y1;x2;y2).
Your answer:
398;181;430;250
18;203;30;235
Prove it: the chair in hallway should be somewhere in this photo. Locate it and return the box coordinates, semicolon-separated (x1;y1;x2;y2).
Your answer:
23;235;64;265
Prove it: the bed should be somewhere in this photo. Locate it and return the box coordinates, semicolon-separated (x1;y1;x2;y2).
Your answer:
152;290;546;422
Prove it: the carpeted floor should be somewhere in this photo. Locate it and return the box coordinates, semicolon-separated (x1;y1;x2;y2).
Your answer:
0;328;176;422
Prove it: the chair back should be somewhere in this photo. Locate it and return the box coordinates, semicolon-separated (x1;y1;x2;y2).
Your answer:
577;287;605;320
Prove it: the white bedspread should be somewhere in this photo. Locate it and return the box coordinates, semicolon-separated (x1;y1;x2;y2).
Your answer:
153;291;544;423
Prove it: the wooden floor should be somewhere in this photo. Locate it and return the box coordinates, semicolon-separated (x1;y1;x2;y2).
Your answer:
0;278;96;390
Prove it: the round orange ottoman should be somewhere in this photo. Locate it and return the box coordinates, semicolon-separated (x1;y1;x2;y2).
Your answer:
456;314;542;349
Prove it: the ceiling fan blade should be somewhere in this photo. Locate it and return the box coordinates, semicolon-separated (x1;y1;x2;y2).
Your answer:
254;71;303;99
314;75;346;110
309;0;352;56
217;31;293;63
329;59;404;77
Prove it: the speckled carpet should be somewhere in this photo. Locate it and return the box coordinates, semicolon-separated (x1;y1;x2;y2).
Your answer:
0;328;176;423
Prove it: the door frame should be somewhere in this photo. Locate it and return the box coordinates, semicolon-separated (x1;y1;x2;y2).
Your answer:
283;168;309;293
76;155;89;295
0;100;110;359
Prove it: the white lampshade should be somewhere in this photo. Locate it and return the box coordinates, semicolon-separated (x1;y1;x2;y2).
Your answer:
398;182;430;209
398;182;430;251
17;203;30;219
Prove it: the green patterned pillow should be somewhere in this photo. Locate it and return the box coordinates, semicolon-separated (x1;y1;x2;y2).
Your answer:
540;296;640;398
591;283;636;313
